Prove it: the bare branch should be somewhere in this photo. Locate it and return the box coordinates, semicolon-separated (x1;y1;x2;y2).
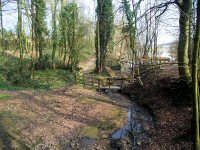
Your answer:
174;0;182;8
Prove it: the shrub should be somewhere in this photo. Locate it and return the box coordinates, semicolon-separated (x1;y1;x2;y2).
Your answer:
3;59;31;85
34;54;51;70
72;70;85;84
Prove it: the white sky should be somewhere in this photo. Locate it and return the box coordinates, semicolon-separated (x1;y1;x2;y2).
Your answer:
2;0;179;45
158;4;179;44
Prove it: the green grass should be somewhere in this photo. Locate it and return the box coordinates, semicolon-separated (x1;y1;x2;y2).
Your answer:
0;74;23;90
78;97;98;104
81;126;99;139
0;70;74;91
96;120;116;131
0;47;94;91
0;94;13;101
33;69;74;90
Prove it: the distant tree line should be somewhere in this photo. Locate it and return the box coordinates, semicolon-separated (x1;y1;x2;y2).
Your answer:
0;0;95;78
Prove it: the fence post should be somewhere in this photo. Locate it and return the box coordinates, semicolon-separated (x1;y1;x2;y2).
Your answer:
92;76;94;87
121;76;124;91
98;79;101;93
154;65;157;75
159;59;161;69
154;64;157;75
108;78;111;90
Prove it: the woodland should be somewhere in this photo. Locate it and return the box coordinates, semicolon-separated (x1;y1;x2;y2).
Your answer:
0;0;199;149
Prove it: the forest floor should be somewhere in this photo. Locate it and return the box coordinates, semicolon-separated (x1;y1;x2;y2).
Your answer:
125;64;193;150
0;54;133;150
0;85;131;149
0;49;194;149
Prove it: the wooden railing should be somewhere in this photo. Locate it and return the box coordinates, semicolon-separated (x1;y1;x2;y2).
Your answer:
87;76;132;92
84;62;190;92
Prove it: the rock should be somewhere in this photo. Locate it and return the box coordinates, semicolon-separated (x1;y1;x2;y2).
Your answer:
134;123;144;134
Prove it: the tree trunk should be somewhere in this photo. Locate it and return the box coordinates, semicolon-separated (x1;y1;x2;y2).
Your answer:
95;22;100;73
177;0;192;81
35;0;47;65
38;36;43;61
0;0;3;49
51;1;58;69
154;0;158;58
188;14;192;65
95;0;114;74
144;13;149;58
192;0;200;149
95;1;101;73
31;0;35;79
17;0;23;73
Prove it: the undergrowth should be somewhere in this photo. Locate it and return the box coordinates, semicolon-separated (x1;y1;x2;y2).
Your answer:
0;52;75;90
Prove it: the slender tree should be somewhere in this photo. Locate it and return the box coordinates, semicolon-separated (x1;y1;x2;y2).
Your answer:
192;0;200;148
153;0;159;59
31;0;35;78
51;0;59;68
95;0;114;73
59;0;67;62
0;0;3;49
35;0;47;63
122;0;142;73
177;0;192;81
65;2;79;71
17;0;24;73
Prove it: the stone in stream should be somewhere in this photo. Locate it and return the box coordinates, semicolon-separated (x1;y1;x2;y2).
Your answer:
133;122;144;134
111;126;130;140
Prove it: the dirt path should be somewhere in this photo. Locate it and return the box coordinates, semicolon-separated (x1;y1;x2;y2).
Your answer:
80;58;96;73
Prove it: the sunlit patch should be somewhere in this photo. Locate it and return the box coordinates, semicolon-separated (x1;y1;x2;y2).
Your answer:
0;94;13;101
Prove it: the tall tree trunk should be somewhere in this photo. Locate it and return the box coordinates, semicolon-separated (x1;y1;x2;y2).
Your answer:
95;20;100;73
188;15;192;65
60;0;64;58
60;0;67;64
95;0;102;73
51;0;58;69
0;0;3;49
35;0;47;64
95;0;114;73
38;37;43;61
17;0;23;73
177;0;192;81
153;0;158;58
144;13;149;58
192;0;200;149
31;0;35;79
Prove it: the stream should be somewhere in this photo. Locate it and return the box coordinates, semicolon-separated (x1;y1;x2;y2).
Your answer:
111;101;155;149
76;59;155;149
65;100;154;150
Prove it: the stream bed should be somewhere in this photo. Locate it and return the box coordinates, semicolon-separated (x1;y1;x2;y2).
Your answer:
65;102;154;150
111;101;155;149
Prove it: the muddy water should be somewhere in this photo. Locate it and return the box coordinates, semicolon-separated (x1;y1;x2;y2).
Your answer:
111;102;155;149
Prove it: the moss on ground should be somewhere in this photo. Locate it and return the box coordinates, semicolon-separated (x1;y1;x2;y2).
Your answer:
81;126;99;139
0;94;13;101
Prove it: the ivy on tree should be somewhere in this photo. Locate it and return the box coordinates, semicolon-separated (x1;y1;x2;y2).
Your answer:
95;0;114;73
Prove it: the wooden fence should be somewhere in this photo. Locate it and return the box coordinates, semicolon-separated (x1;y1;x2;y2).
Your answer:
84;62;190;92
86;76;132;92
